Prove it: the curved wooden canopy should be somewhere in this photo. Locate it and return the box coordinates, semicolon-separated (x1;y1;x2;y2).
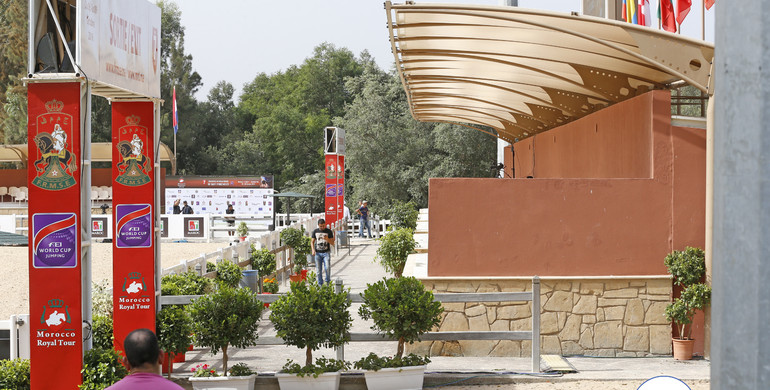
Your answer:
385;2;714;142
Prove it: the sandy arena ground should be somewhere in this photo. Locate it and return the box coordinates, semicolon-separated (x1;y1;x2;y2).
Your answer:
0;241;230;319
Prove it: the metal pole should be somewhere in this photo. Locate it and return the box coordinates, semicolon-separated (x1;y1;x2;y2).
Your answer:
531;276;540;373
335;278;344;361
81;81;93;351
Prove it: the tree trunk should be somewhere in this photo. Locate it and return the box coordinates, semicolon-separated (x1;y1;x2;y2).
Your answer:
397;337;405;359
306;346;313;367
166;353;173;379
223;344;229;376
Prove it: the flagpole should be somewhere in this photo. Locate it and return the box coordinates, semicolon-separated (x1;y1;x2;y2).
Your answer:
701;0;705;40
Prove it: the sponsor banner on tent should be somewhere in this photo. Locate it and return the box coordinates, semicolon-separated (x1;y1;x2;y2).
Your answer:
111;101;156;353
27;82;83;389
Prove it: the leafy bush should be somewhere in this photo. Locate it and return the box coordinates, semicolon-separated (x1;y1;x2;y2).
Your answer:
664;247;706;286
229;362;257;376
250;246;276;279
161;271;211;296
215;260;243;289
353;352;430;371
280;357;350;378
156;305;192;377
385;200;418;230
91;279;112;318
206;262;216;273
236;222;250;237
664;247;711;340
189;286;264;375
359;277;442;358
281;227;311;272
270;280;352;366
375;228;416;277
0;359;30;390
91;314;114;350
79;348;128;390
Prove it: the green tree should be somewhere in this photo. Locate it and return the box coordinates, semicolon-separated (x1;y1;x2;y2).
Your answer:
0;0;28;144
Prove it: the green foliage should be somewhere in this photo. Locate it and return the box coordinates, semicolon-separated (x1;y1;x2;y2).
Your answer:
0;359;29;390
91;315;114;350
0;0;28;144
375;228;417;277
664;247;711;341
280;357;350;378
189;286;264;374
191;363;218;377
353;352;430;371
79;348;128;390
156;305;192;377
262;277;279;294
161;271;211;296
215;260;243;289
228;362;257;377
270;280;352;366
91;279;113;318
664;247;706;286
281;227;311;270
385;200;419;230
236;222;249;237
206;262;216;273
359;277;442;358
250;246;276;279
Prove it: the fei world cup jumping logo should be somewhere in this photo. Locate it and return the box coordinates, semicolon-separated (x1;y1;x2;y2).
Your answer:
31;99;77;191
116;115;151;186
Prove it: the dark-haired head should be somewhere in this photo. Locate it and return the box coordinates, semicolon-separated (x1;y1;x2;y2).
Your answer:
124;328;160;368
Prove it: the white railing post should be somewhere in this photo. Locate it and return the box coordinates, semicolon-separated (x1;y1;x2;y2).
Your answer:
531;276;541;373
17;315;29;359
9;315;17;360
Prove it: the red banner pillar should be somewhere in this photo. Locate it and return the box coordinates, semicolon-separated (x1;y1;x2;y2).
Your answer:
325;154;339;224
336;155;345;220
111;102;157;352
27;82;84;389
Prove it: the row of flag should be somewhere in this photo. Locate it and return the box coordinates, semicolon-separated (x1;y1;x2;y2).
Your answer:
622;0;716;33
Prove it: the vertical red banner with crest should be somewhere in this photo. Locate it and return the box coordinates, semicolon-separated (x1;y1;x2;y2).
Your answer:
27;82;83;389
336;155;345;221
111;102;156;353
324;154;339;224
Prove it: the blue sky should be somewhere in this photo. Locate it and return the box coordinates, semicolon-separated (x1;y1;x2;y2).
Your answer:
174;0;715;100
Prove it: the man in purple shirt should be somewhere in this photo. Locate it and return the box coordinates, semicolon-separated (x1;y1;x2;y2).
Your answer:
106;329;184;390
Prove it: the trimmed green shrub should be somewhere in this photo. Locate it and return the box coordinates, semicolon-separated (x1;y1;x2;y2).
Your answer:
385;200;418;230
353;352;430;371
280;227;311;272
236;222;249;237
91;279;112;318
91;314;114;350
664;247;706;286
156;305;192;378
228;362;256;376
189;286;264;375
270;280;352;367
79;348;128;390
280;357;350;378
359;277;442;358
376;228;416;277
161;271;211;296
250;246;276;279
215;260;242;289
664;247;711;340
0;359;30;390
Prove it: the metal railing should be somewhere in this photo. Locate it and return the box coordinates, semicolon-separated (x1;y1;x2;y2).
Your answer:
159;277;542;373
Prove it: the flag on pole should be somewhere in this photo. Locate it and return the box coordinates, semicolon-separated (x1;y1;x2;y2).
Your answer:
661;0;677;32
677;0;692;25
629;0;638;24
172;86;178;135
705;0;715;10
622;0;628;22
638;0;651;27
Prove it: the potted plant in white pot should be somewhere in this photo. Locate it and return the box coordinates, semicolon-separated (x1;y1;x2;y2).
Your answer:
269;279;352;390
188;285;264;389
280;227;311;281
250;246;276;293
355;276;443;390
663;246;712;360
376;227;416;277
236;221;249;242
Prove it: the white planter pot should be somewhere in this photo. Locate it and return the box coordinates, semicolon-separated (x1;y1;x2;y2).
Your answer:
363;365;426;390
189;374;256;390
275;371;340;390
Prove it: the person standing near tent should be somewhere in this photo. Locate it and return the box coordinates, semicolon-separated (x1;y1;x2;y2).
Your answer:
225;203;236;237
181;201;193;214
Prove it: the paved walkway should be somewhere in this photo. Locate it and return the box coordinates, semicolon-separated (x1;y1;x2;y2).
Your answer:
169;237;711;388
